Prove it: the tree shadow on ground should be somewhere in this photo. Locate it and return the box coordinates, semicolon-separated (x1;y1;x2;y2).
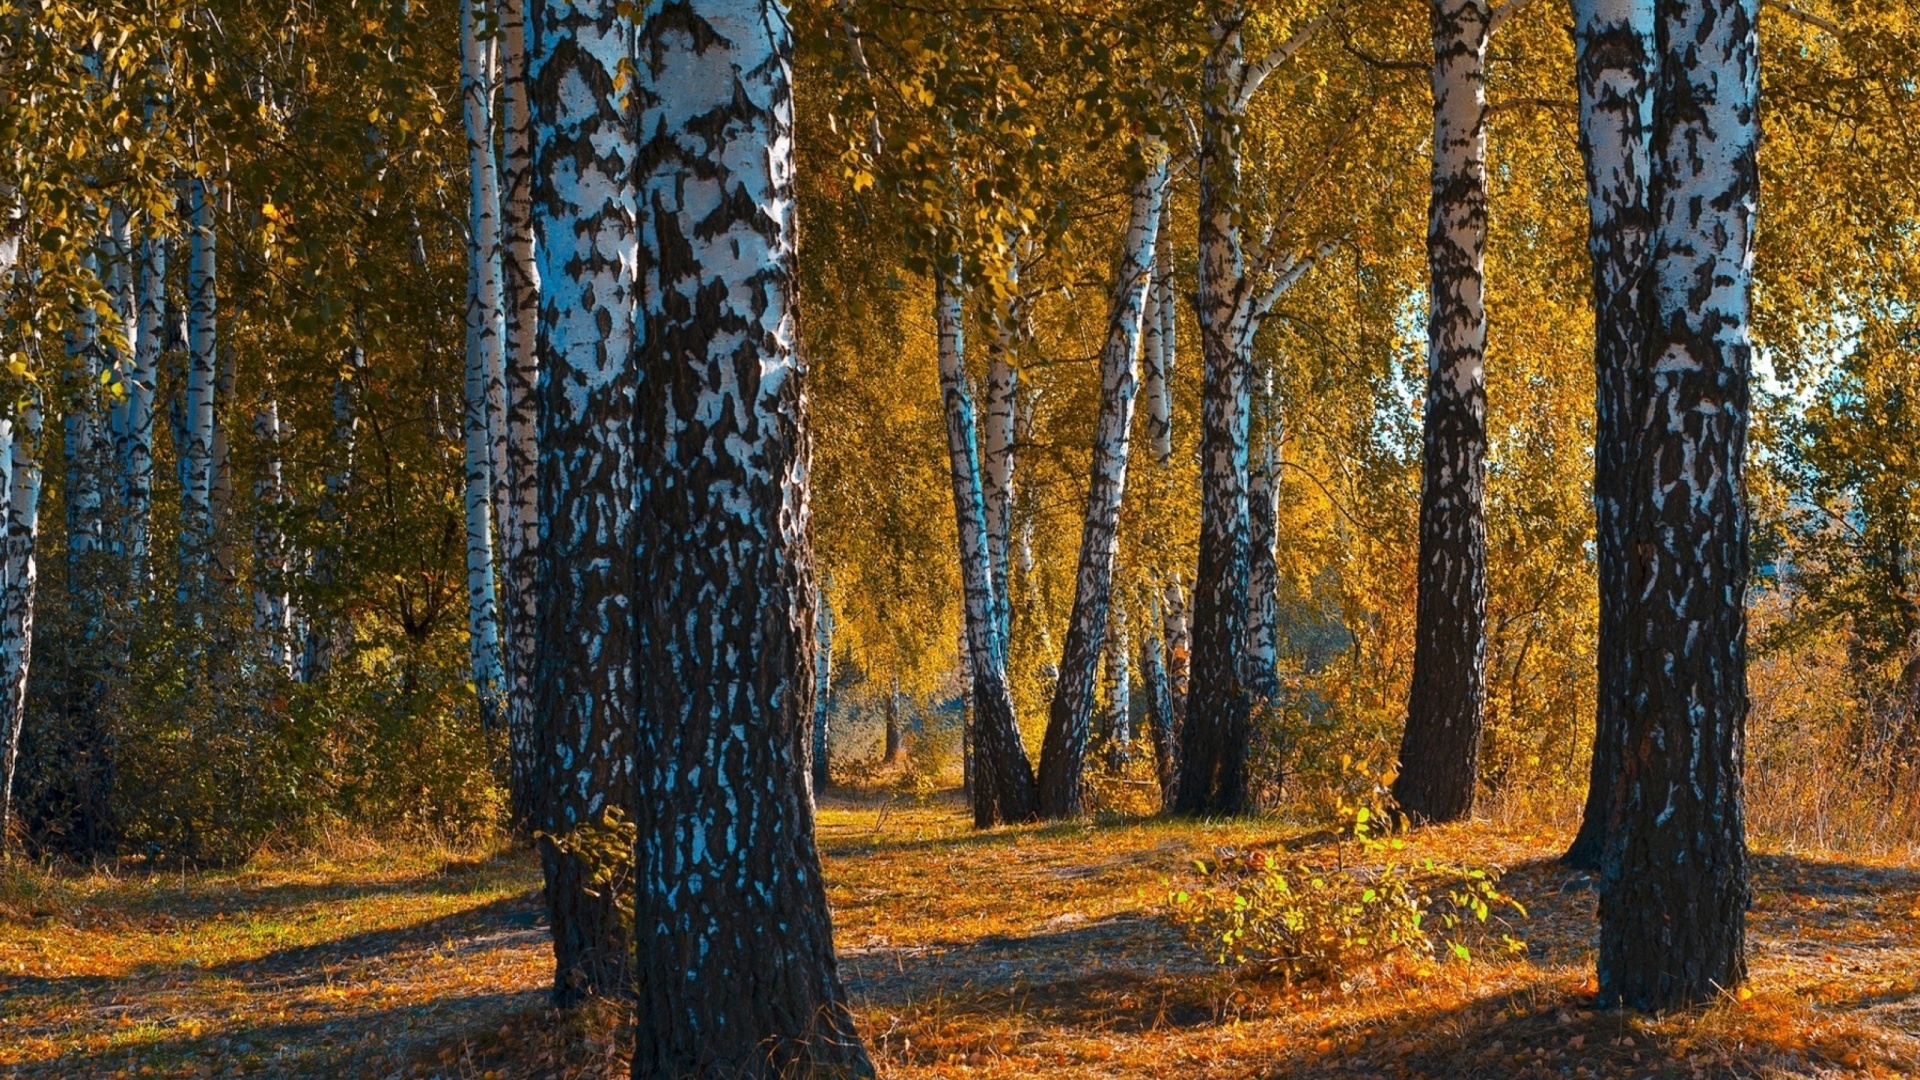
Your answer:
8;992;546;1080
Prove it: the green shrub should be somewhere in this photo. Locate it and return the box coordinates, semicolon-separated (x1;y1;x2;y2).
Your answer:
1164;775;1525;982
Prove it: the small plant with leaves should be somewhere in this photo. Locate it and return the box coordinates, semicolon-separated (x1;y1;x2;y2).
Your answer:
1164;759;1526;982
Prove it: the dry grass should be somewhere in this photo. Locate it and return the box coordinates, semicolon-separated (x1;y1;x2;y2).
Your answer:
2;793;1916;1078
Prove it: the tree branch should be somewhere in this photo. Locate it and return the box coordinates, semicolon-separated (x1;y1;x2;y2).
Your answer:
1234;2;1343;113
1765;0;1842;38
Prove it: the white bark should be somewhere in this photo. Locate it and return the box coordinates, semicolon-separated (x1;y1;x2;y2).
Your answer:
1035;147;1168;816
461;0;506;729
1246;366;1281;702
180;175;218;603
1142;227;1175;464
0;407;42;846
252;395;294;674
982;283;1019;643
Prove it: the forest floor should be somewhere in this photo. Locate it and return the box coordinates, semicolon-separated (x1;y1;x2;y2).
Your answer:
1;791;1917;1079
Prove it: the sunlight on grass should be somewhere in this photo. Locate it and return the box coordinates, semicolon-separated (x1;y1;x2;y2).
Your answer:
1;796;1915;1078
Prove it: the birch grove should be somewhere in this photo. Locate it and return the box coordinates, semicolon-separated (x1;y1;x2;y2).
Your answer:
22;0;1920;1040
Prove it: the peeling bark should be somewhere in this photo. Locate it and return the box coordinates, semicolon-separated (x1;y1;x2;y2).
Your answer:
0;407;42;848
497;0;543;832
461;0;506;732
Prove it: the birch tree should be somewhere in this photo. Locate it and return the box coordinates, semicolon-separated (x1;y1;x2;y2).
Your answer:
936;271;1039;826
1142;228;1176;466
1176;6;1332;816
496;0;543;829
252;395;294;673
459;0;506;732
1395;0;1496;824
0;407;41;848
813;583;834;795
631;1;873;1071
180;172;218;608
528;0;637;1005
982;284;1020;645
1561;0;1654;871
1246;364;1282;707
1035;146;1167;817
1597;0;1757;1010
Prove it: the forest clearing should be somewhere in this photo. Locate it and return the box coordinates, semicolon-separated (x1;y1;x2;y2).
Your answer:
3;794;1918;1079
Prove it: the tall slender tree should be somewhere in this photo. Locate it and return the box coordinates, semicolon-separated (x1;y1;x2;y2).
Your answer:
496;0;543;830
459;0;506;732
1597;0;1757;1010
631;1;874;1073
1036;146;1167;817
180;172;218;609
813;582;834;795
0;406;42;847
982;278;1020;644
1561;0;1654;871
1395;0;1493;824
528;0;637;1005
936;271;1038;826
1176;6;1330;816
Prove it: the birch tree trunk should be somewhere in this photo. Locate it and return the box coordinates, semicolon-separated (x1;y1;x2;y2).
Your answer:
1165;574;1190;734
1246;366;1282;707
812;583;833;796
496;0;543;831
1142;228;1176;466
1103;616;1132;769
1177;13;1256;816
1140;591;1176;802
631;2;873;1071
123;228;163;588
1597;0;1757;1010
935;272;1039;827
1035;149;1167;817
529;0;637;1005
63;255;114;855
460;0;506;732
0;408;41;848
982;288;1019;644
1395;0;1491;825
251;395;294;674
1562;0;1655;872
180;175;218;609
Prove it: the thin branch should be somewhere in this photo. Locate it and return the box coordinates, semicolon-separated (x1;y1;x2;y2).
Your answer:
1234;1;1342;113
1766;0;1842;38
1341;38;1426;74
